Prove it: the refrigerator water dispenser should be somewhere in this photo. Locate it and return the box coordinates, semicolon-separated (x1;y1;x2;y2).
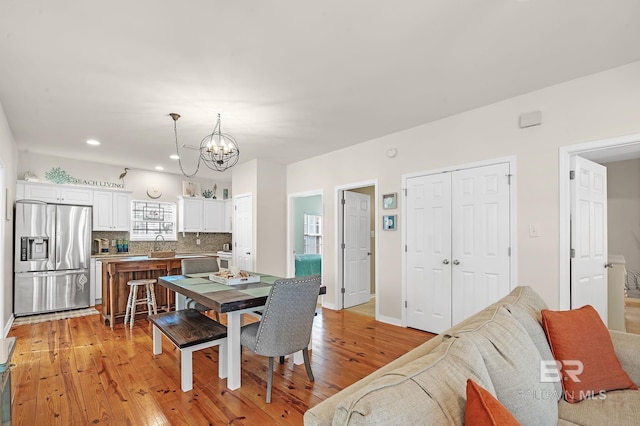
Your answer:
20;237;50;261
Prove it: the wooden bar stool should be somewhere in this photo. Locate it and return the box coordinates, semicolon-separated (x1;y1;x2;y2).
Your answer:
124;279;158;329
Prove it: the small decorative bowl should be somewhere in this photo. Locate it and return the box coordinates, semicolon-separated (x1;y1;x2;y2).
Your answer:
202;189;213;198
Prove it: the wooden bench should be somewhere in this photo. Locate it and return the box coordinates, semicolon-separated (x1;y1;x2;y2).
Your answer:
148;309;227;391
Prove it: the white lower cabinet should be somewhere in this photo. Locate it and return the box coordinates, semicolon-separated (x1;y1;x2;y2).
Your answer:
90;258;103;306
96;260;103;303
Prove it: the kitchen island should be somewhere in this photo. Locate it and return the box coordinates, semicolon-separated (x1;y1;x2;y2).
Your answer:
99;254;216;327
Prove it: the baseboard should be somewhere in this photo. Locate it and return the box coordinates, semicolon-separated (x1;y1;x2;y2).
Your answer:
376;314;403;327
322;301;337;310
3;314;14;337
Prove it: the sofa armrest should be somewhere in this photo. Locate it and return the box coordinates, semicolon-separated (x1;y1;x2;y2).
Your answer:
610;330;640;385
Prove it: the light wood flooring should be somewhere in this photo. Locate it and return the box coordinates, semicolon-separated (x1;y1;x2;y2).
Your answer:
625;297;640;334
8;307;433;425
345;299;375;318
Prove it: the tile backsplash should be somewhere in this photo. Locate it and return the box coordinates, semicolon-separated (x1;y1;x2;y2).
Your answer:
91;231;232;255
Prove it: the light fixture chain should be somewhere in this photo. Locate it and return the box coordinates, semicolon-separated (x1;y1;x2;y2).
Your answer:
173;118;200;178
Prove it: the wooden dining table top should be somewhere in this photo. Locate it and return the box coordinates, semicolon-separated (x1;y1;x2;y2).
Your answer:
158;273;325;314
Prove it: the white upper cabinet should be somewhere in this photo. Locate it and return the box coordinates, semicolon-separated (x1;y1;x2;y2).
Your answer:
203;199;224;232
17;181;93;205
224;199;233;233
93;190;132;231
178;197;203;232
178;197;226;233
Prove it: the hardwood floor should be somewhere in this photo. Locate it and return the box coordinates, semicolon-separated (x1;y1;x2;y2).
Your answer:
8;307;433;425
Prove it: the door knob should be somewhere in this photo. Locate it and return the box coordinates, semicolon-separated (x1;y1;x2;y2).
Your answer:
453;260;460;265
442;259;449;265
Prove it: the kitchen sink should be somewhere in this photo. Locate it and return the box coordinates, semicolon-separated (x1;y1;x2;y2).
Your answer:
148;251;176;258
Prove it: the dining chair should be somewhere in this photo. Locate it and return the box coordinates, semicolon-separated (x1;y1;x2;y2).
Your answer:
240;274;321;403
181;257;220;321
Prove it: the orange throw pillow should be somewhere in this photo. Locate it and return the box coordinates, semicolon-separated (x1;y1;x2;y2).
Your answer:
465;379;520;426
541;305;637;403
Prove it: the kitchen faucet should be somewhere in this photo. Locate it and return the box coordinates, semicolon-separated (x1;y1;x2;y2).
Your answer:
154;234;165;251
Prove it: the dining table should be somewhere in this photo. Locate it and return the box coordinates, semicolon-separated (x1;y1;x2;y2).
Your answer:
157;272;325;390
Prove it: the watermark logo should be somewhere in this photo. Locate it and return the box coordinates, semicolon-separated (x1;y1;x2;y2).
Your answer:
539;360;606;401
540;360;583;383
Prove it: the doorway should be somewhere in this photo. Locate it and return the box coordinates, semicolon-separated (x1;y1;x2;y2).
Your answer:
233;193;253;271
335;181;377;314
559;132;640;311
559;132;640;331
287;191;323;279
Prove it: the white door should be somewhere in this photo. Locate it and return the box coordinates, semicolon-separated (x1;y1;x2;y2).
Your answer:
451;163;511;324
343;191;371;308
571;156;608;323
405;162;511;333
234;194;253;271
406;173;452;333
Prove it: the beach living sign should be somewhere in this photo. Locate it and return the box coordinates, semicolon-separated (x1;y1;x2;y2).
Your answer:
44;167;125;189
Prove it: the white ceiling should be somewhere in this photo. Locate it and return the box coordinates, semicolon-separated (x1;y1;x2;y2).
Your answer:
1;1;640;181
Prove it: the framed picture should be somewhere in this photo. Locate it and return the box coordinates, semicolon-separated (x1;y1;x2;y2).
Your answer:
182;181;201;197
383;193;397;209
383;215;397;231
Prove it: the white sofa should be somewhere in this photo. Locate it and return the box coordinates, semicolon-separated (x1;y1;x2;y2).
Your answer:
304;286;640;425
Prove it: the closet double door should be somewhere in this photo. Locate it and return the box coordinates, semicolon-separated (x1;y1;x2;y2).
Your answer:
406;163;511;334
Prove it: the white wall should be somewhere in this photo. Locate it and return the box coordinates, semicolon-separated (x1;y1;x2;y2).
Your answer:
231;158;287;277
605;158;640;274
287;61;640;320
0;101;19;334
256;160;287;277
18;151;231;203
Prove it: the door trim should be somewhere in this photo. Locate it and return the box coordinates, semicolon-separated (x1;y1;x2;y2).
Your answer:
559;132;640;310
401;155;518;327
334;179;378;312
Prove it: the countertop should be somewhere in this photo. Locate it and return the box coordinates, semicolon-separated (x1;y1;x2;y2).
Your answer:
93;252;218;262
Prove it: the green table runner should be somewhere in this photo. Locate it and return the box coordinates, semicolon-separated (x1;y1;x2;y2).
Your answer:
176;277;212;285
240;287;271;297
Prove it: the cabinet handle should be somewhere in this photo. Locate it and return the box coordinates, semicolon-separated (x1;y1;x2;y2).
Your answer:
453;259;460;265
442;259;449;265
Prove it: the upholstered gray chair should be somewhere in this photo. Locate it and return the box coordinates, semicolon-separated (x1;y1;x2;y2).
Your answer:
240;274;321;403
181;258;220;321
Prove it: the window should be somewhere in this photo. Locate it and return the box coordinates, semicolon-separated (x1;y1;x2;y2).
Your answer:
303;214;322;254
130;200;177;241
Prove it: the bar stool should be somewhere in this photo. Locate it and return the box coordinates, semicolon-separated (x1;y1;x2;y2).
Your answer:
124;279;158;329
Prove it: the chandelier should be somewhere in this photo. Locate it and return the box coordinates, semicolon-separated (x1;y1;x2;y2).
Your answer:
170;112;240;176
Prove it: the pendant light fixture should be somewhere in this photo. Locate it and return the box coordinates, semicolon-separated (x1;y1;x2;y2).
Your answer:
170;112;240;177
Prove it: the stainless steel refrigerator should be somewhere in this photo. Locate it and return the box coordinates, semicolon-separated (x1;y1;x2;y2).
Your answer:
14;200;92;316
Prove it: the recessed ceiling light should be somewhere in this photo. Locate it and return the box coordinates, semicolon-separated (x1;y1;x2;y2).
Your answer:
86;139;100;146
155;166;164;171
170;154;180;160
